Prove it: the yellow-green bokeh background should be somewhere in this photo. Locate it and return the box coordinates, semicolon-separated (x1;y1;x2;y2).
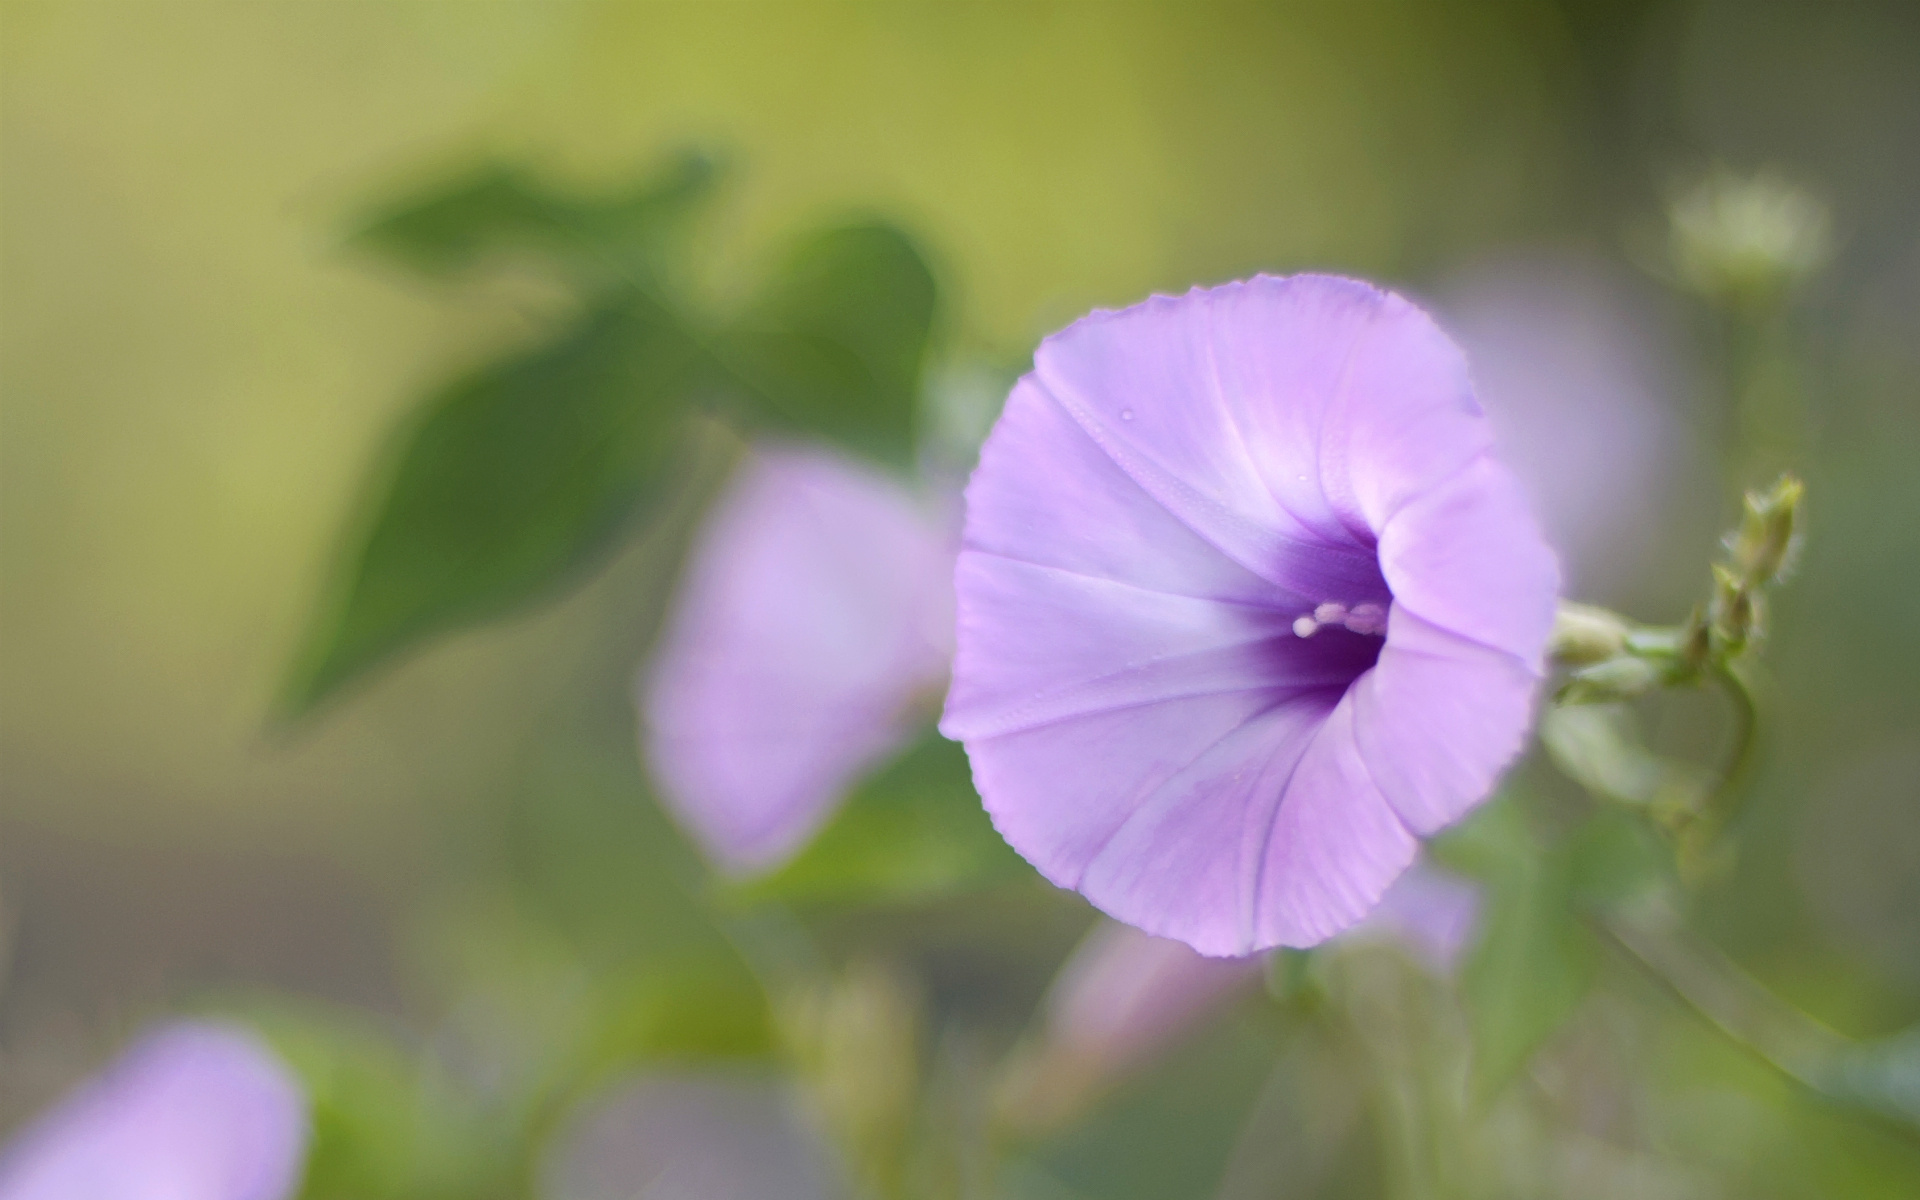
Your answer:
1;1;1576;870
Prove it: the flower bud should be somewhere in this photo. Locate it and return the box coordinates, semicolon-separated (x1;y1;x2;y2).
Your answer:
1709;563;1763;653
1549;602;1633;666
1559;654;1664;704
1669;169;1830;302
1678;608;1714;673
1728;473;1803;586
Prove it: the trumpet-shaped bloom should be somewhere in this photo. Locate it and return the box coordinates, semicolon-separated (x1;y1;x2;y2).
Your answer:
941;275;1557;956
0;1021;308;1200
642;446;955;873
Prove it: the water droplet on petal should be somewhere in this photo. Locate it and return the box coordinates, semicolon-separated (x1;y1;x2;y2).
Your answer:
1119;408;1135;421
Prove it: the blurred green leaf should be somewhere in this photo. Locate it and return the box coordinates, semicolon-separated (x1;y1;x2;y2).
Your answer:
1460;830;1598;1101
574;957;779;1070
1565;806;1671;911
351;149;721;283
721;222;938;467
237;1004;505;1200
284;298;705;712
1425;790;1536;882
1015;1014;1288;1200
733;730;1027;907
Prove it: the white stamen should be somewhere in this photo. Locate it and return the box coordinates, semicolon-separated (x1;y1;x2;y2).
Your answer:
1346;602;1387;635
1298;600;1391;639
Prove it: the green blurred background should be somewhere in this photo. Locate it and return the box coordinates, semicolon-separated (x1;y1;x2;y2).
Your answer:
3;0;1919;1191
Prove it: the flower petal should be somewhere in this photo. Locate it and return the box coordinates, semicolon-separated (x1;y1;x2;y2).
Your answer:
642;447;953;874
954;372;1283;608
966;689;1312;944
1352;608;1544;836
944;552;1375;741
0;1022;308;1200
1031;295;1384;602
1250;695;1420;949
942;366;1379;743
1375;454;1560;665
1031;274;1490;581
966;684;1409;957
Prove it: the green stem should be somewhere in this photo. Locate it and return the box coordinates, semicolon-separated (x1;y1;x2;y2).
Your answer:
1668;660;1760;877
1597;912;1920;1141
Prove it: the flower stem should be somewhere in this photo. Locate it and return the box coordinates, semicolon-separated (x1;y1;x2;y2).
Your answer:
1596;911;1920;1141
1668;660;1761;877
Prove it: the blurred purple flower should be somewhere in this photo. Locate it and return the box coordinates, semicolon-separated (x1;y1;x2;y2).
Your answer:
1043;921;1263;1073
941;275;1558;956
0;1021;308;1200
1437;254;1691;592
1031;861;1478;1088
1003;857;1481;1127
1342;858;1483;974
997;919;1262;1130
641;446;955;874
542;1072;846;1200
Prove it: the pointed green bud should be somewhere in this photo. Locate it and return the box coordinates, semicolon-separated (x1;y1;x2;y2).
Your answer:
1728;473;1804;586
1550;602;1633;667
1709;563;1762;653
1679;607;1714;674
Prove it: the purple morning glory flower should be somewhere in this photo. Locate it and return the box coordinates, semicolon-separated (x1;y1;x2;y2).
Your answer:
940;275;1558;956
0;1021;308;1200
642;445;955;873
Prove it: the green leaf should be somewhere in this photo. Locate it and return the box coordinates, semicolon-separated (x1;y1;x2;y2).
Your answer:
284;298;704;712
351;149;721;283
732;730;1028;906
1425;789;1536;882
1565;806;1671;911
574;957;779;1069
721;222;938;467
236;1004;504;1200
1460;832;1598;1100
1018;1014;1289;1200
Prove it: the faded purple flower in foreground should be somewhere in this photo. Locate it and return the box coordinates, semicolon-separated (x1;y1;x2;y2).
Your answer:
1343;859;1483;974
1002;859;1480;1128
1438;253;1691;593
941;275;1558;956
0;1021;308;1200
643;446;955;873
1043;920;1264;1073
997;919;1263;1130
543;1072;847;1200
